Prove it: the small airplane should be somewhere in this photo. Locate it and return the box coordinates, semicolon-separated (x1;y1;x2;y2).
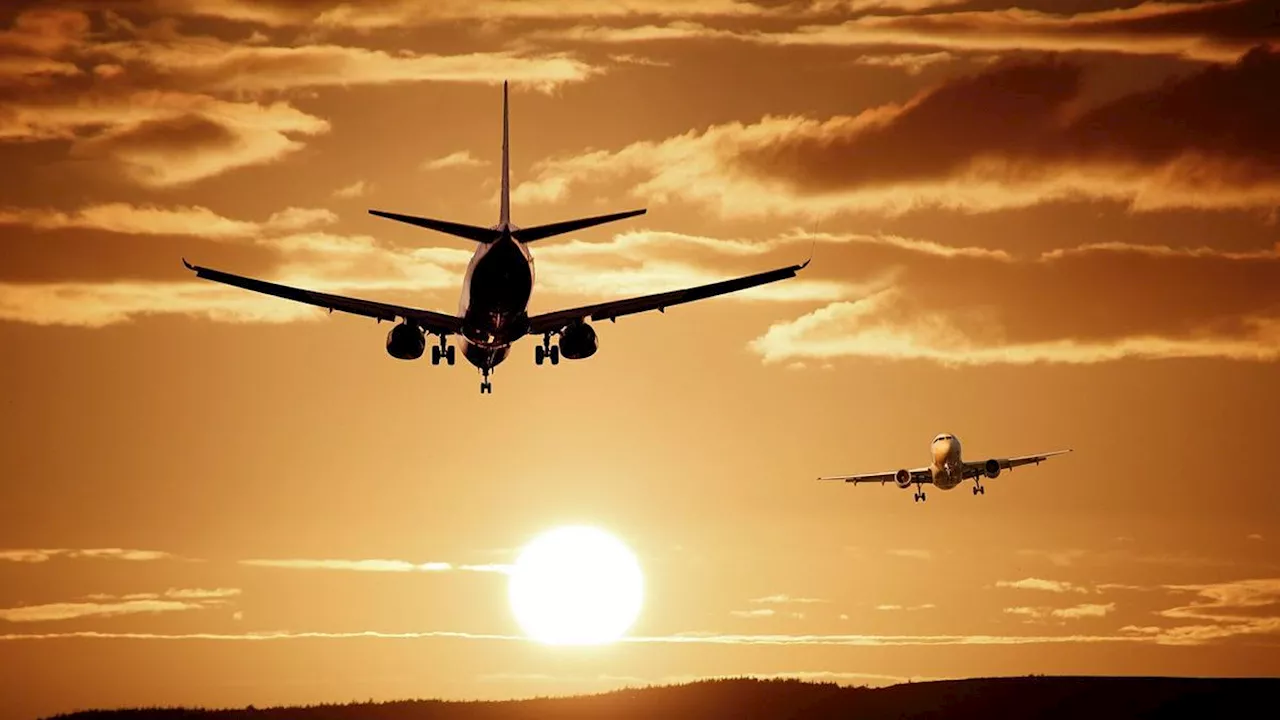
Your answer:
818;434;1071;502
182;81;808;393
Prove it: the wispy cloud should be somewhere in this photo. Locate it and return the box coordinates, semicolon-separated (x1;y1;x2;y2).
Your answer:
0;629;1146;647
0;204;335;239
886;549;932;560
239;558;512;574
512;49;1280;218
875;603;936;611
1128;578;1280;645
0;548;182;563
996;578;1090;594
0;588;238;623
730;608;776;618
1005;603;1116;622
421;150;489;171
748;594;829;604
332;180;369;199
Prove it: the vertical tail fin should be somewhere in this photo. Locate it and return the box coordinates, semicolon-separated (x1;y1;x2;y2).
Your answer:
499;80;510;227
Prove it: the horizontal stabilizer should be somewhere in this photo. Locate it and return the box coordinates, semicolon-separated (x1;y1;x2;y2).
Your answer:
369;209;501;243
512;208;646;243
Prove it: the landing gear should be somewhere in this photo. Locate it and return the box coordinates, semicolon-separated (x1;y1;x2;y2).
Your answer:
534;334;560;366
972;482;985;496
430;336;456;366
479;367;493;394
914;484;927;503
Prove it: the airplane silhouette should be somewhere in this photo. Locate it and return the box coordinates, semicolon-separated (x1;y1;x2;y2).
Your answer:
184;81;809;393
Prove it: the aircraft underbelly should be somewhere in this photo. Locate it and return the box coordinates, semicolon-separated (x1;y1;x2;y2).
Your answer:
460;238;533;352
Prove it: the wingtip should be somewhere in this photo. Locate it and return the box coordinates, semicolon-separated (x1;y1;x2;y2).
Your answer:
181;257;194;271
798;238;816;270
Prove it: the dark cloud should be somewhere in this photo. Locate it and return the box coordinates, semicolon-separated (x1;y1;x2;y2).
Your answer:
733;46;1280;207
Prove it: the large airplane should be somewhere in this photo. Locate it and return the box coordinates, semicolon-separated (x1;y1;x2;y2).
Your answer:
182;81;808;393
818;434;1071;502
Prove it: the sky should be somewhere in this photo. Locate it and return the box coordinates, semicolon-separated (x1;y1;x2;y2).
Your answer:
2;0;1279;717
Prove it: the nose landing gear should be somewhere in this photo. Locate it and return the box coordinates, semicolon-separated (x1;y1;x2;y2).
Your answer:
480;367;493;394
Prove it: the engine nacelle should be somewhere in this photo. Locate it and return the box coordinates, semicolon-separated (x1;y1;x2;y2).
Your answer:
558;320;598;360
984;458;1001;479
894;468;913;489
385;322;426;360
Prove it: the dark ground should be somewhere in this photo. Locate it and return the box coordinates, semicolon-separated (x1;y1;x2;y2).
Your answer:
45;676;1280;720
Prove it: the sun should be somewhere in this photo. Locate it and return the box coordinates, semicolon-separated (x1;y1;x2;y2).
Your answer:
507;526;644;645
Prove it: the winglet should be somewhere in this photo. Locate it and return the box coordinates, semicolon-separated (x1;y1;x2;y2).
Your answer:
799;238;815;270
182;258;195;271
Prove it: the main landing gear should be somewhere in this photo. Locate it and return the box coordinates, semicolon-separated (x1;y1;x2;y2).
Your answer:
972;481;986;496
913;483;927;503
430;336;456;366
534;333;560;366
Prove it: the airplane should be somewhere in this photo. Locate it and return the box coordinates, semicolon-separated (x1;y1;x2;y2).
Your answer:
818;434;1071;502
182;81;809;394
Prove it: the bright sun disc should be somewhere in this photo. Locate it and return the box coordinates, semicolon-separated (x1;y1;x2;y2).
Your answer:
507;526;644;646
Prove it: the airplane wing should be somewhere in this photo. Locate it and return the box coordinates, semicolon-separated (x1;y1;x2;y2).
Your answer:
962;449;1073;479
182;260;463;335
817;468;932;485
526;259;810;336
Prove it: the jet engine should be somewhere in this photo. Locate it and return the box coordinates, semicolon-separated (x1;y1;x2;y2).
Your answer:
385;322;426;360
894;468;913;489
558;320;598;360
984;458;1001;479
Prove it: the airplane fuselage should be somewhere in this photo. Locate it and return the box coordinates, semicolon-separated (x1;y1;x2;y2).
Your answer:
457;227;535;371
930;434;964;490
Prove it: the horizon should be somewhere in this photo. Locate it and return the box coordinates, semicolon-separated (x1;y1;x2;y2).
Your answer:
2;1;1279;718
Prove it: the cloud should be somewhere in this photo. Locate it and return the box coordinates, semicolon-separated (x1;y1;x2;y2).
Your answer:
886;549;932;560
544;1;1277;64
0;599;210;623
421;150;489;171
852;51;955;74
748;234;1280;366
1004;603;1115;622
239;558;512;574
0;548;180;563
996;578;1090;594
748;594;829;604
875;603;935;611
0;9;595;188
332;180;369;199
0;629;1147;647
730;609;776;618
0;587;237;623
1248;533;1264;541
513;48;1280;218
0;220;854;327
1130;578;1280;645
754;0;1280;63
1053;603;1115;619
0;203;336;239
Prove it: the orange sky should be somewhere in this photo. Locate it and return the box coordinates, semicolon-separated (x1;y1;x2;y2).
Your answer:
2;1;1279;717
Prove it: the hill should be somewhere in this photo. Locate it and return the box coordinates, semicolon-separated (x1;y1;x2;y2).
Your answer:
44;676;1280;720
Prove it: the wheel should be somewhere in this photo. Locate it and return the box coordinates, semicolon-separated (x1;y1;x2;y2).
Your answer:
480;381;491;394
535;345;545;365
920;492;926;501
550;346;560;365
445;345;456;366
973;486;978;495
913;495;919;503
431;346;441;365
